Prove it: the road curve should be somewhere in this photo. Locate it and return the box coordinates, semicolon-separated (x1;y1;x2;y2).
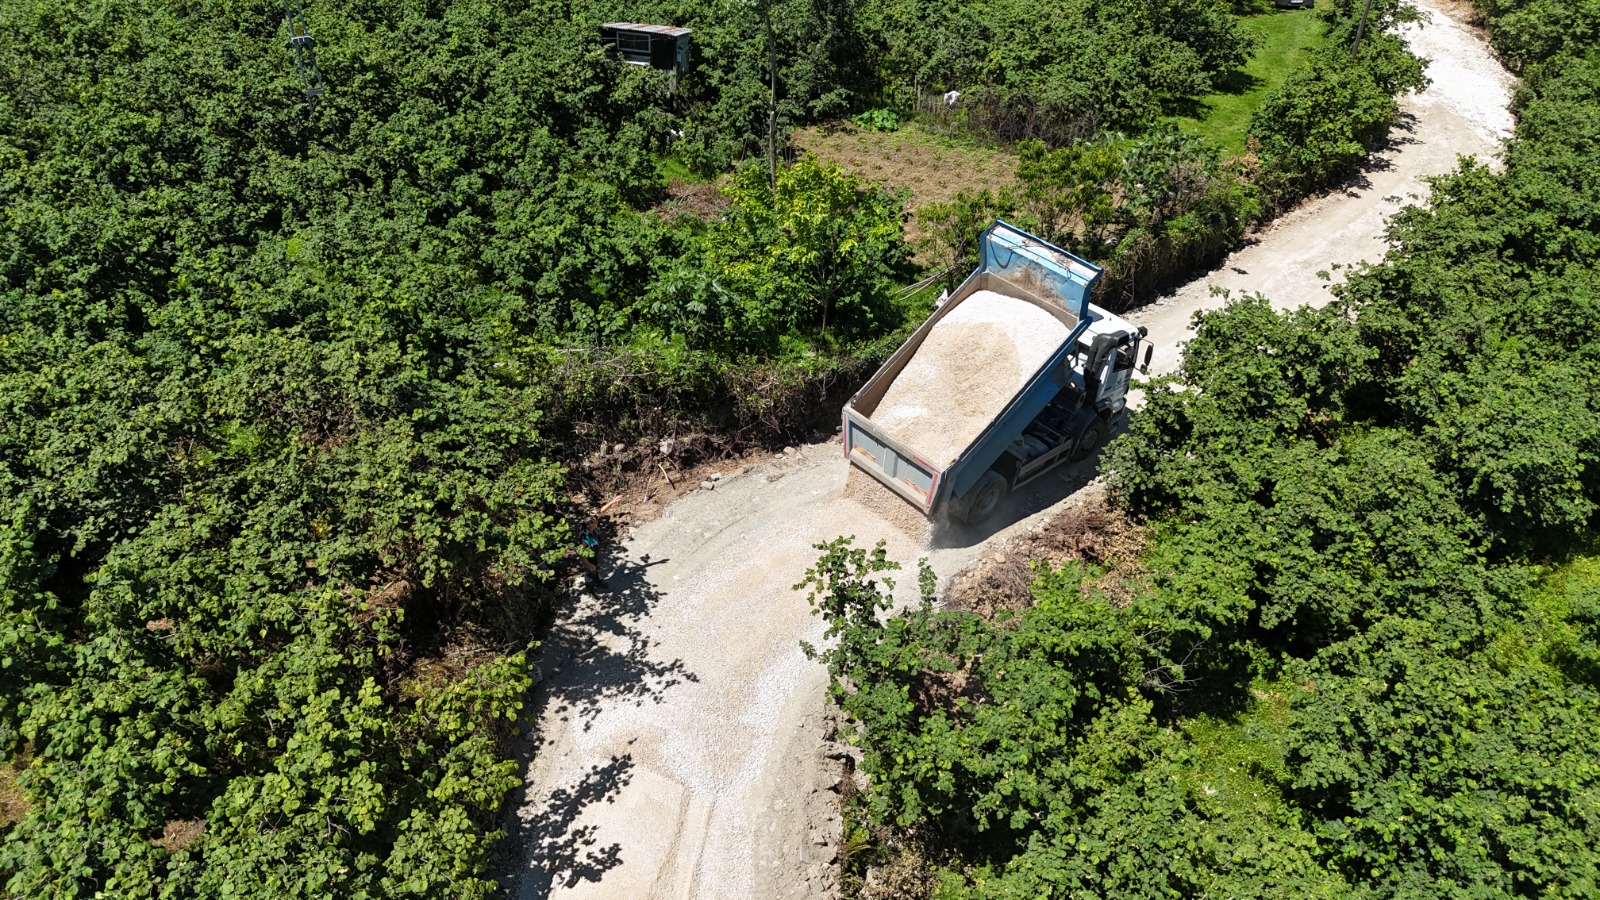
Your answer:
505;4;1515;897
1136;2;1516;376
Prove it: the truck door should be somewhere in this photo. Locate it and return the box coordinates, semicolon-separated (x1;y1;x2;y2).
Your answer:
1093;342;1116;405
1102;338;1137;409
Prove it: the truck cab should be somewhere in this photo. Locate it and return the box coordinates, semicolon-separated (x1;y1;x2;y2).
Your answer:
1076;314;1148;418
971;313;1146;520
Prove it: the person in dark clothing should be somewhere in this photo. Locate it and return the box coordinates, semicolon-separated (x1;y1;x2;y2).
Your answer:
575;510;609;592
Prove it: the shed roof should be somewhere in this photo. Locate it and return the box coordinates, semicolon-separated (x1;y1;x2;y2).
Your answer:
602;22;692;37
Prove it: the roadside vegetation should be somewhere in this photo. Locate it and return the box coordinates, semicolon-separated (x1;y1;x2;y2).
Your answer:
0;0;1440;896
815;2;1600;896
914;0;1425;306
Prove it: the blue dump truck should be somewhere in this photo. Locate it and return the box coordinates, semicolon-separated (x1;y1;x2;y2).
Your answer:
843;221;1151;525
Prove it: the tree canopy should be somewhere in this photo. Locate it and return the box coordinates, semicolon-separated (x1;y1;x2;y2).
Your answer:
0;0;1501;894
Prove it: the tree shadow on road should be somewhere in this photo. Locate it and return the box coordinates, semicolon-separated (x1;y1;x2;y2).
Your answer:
495;547;700;895
511;754;635;897
529;552;700;732
1340;111;1422;194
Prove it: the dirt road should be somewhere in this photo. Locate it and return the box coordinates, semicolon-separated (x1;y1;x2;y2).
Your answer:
506;5;1513;897
508;445;1098;900
1136;2;1516;376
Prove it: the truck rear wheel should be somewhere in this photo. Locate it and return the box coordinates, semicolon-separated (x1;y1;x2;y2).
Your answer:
960;471;1008;525
1071;416;1108;461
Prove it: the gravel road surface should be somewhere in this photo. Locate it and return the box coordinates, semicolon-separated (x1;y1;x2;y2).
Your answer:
506;4;1513;896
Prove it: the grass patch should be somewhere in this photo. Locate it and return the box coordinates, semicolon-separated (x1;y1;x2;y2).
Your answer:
0;748;32;828
1493;535;1600;683
893;277;948;323
1173;0;1330;154
1179;677;1298;823
654;154;708;183
791;121;1018;244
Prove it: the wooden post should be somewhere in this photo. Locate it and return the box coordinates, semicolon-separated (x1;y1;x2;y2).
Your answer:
764;4;777;189
1351;0;1376;55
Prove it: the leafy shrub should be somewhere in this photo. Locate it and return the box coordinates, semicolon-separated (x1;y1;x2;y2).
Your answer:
916;188;1019;279
821;11;1600;897
854;108;903;132
1472;0;1600;69
870;0;1256;143
710;158;913;345
1249;0;1428;191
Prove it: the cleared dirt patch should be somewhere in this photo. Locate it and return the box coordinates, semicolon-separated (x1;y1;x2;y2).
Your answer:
943;493;1147;620
153;818;206;854
0;755;29;828
653;179;730;222
792;123;1017;244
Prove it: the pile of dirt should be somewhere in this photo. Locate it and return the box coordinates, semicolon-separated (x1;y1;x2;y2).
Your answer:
942;492;1146;620
653;178;732;221
870;291;1066;466
843;466;932;544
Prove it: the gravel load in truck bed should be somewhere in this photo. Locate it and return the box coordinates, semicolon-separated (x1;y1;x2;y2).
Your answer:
871;290;1069;466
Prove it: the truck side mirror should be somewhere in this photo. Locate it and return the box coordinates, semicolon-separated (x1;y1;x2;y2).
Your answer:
1140;344;1154;375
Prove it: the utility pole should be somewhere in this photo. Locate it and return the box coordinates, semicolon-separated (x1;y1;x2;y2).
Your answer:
1351;0;1377;56
762;3;777;189
283;0;328;100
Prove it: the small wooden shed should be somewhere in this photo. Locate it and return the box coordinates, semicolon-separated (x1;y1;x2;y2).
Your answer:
599;23;692;76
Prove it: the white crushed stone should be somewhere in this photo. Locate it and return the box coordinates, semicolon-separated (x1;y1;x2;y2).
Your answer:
1400;5;1517;147
871;290;1068;466
844;465;933;544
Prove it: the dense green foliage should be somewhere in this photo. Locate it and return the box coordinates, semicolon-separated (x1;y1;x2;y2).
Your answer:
597;0;1258;165
0;0;1447;894
818;5;1600;897
1174;0;1331;154
919;128;1264;295
0;0;913;894
0;4;584;889
861;0;1254;143
1474;0;1600;68
1249;0;1428;189
916;0;1425;307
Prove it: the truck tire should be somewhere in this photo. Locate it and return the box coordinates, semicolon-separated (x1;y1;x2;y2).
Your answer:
960;471;1008;526
1071;416;1108;461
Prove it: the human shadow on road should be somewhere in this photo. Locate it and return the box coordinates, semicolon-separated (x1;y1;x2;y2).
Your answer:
513;754;635;897
927;413;1133;551
529;553;700;732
